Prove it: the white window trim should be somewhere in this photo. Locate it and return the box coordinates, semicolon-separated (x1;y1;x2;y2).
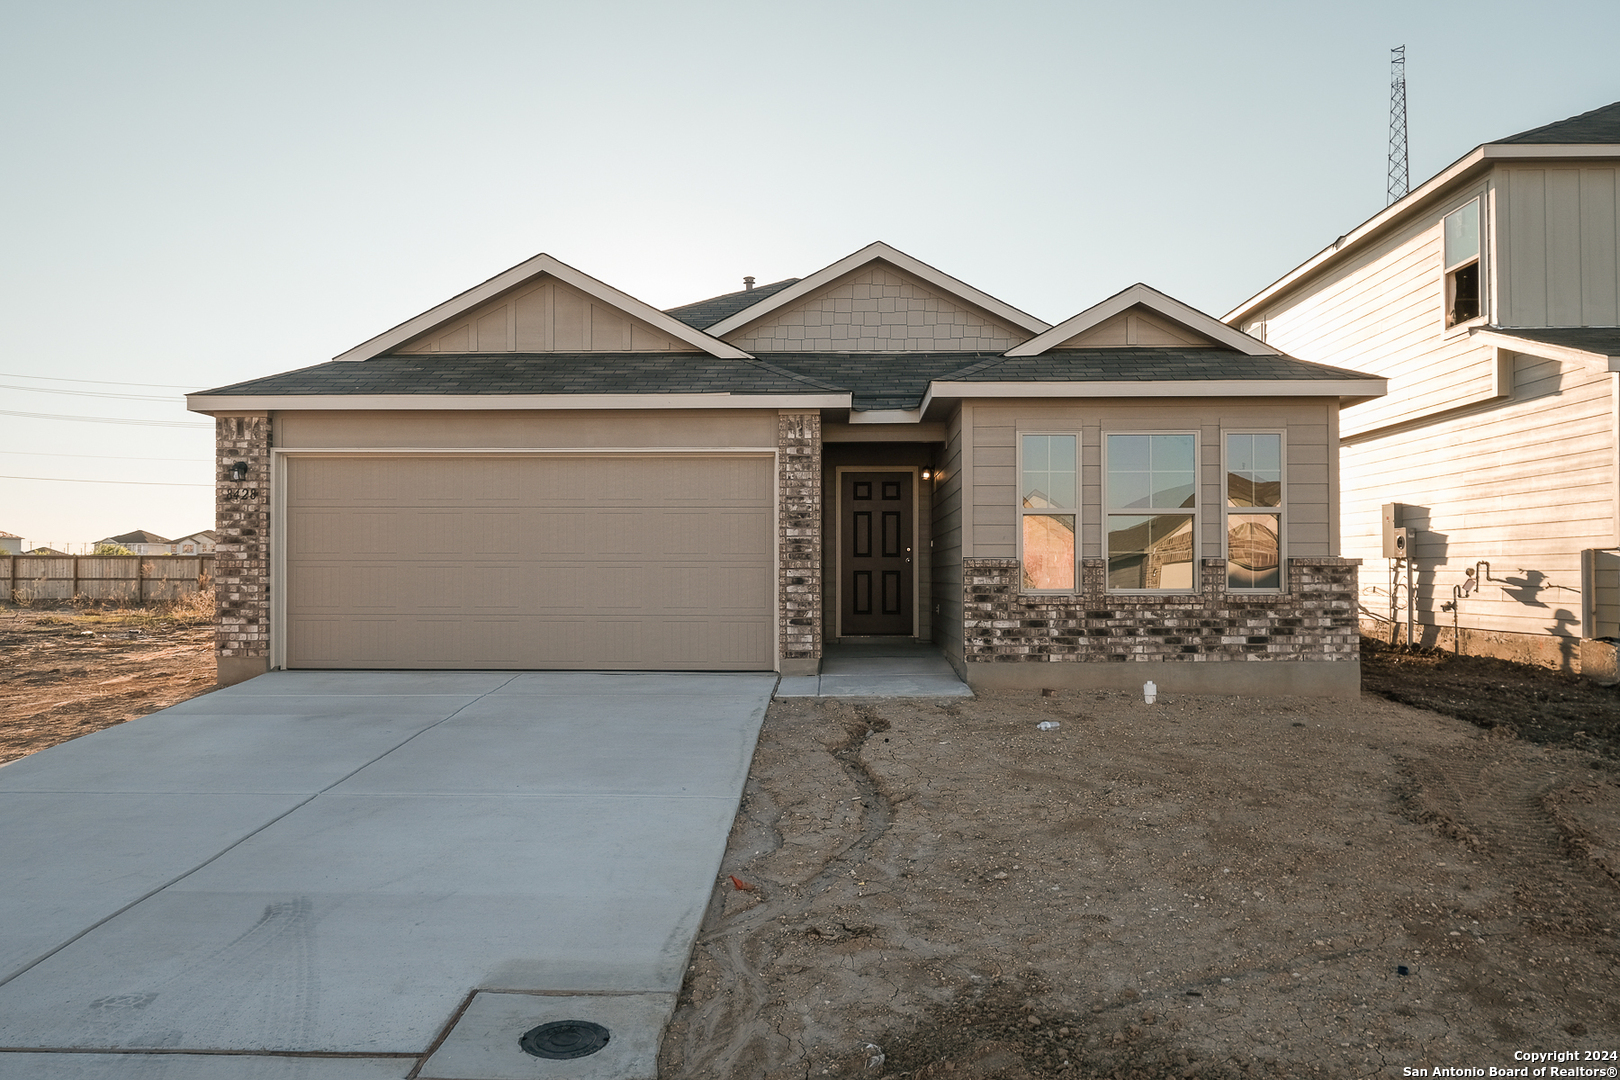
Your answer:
1016;431;1079;594
1103;430;1200;595
1221;430;1287;594
1442;193;1488;336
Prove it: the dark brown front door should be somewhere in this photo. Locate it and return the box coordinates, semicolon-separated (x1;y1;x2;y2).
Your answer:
840;471;914;635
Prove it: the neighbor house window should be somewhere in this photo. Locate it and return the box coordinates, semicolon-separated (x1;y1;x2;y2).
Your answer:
1019;434;1076;591
1444;199;1481;328
1225;432;1283;591
1105;433;1196;591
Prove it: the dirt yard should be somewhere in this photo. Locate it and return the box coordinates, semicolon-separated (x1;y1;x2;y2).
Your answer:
662;647;1620;1080
2;612;1616;1078
0;601;217;765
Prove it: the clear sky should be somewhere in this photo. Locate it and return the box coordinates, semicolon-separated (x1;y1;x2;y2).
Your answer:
3;0;1617;550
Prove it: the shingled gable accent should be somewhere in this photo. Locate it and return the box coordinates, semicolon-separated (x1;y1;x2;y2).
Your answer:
704;241;1051;344
331;253;752;362
1006;283;1277;358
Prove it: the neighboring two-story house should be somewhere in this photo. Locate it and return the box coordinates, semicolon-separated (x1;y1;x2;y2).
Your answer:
1226;102;1620;677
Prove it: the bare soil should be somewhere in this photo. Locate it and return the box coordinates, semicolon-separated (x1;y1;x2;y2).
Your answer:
0;602;218;764
2;615;1616;1077
662;644;1620;1080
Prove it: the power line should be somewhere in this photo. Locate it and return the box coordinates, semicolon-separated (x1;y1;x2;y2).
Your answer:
0;409;210;429
0;474;213;487
0;371;199;390
0;381;179;402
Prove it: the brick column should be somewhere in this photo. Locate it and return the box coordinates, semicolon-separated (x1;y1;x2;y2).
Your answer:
215;415;271;685
778;411;822;675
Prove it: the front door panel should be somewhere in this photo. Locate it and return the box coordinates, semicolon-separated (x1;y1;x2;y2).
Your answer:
841;471;913;635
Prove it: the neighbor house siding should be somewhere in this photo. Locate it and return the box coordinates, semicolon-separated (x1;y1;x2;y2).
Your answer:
1251;186;1501;439
1498;165;1620;327
1342;351;1615;653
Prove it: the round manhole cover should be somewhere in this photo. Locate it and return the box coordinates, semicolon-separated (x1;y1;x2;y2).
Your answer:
519;1020;610;1060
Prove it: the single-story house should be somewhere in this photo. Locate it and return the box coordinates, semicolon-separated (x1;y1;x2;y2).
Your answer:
0;531;23;556
171;530;219;555
187;243;1384;694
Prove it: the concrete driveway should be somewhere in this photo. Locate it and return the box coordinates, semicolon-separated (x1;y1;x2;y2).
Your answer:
0;671;775;1079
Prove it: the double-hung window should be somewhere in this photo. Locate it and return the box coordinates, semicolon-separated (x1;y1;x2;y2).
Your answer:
1224;432;1283;590
1444;198;1482;328
1019;434;1076;591
1105;433;1197;591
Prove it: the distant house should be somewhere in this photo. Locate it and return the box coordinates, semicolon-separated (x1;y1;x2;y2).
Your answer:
1226;101;1620;675
97;530;174;556
0;531;22;556
170;530;218;555
26;547;69;556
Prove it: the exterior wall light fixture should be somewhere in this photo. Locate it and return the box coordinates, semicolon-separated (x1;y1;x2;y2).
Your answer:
920;469;933;481
228;461;249;482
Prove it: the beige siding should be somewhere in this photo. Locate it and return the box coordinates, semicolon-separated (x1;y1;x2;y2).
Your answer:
1499;165;1620;327
723;263;1029;353
968;399;1335;562
1254;196;1503;439
274;410;776;449
283;454;774;670
932;407;965;661
1057;307;1213;348
1341;354;1615;639
396;275;699;354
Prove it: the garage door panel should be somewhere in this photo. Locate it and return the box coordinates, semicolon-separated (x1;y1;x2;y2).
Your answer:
286;455;776;670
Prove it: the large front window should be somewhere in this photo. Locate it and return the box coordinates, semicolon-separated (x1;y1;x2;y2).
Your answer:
1020;434;1076;590
1225;432;1283;590
1106;433;1197;591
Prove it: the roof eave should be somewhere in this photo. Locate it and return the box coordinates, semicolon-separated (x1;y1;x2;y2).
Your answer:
1471;327;1620;371
186;392;852;413
919;379;1387;414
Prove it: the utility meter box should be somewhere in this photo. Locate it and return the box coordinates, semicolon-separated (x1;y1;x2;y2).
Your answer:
1382;503;1408;559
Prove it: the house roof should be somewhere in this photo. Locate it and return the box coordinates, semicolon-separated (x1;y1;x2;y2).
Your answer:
174;529;219;543
102;530;171;545
939;348;1376;385
0;530;18;539
1472;326;1620;371
192;353;849;405
665;279;801;329
1498;101;1620;144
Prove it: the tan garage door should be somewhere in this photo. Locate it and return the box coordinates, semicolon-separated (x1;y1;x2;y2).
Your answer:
283;454;775;670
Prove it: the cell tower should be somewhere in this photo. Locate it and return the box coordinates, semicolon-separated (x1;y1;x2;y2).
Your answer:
1387;45;1409;205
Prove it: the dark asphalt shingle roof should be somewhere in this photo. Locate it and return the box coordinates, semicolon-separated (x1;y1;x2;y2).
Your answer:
664;279;801;329
939;348;1381;388
196;354;845;398
1484;326;1620;358
195;348;1378;411
1497;101;1620;145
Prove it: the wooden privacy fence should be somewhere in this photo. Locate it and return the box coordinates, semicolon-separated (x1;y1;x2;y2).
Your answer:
1;555;215;603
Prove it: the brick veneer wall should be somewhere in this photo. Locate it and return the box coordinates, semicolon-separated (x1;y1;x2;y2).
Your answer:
778;411;822;667
215;415;271;671
964;557;1359;663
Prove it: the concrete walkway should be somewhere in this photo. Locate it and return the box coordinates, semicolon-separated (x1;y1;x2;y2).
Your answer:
0;671;774;1080
775;640;972;698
